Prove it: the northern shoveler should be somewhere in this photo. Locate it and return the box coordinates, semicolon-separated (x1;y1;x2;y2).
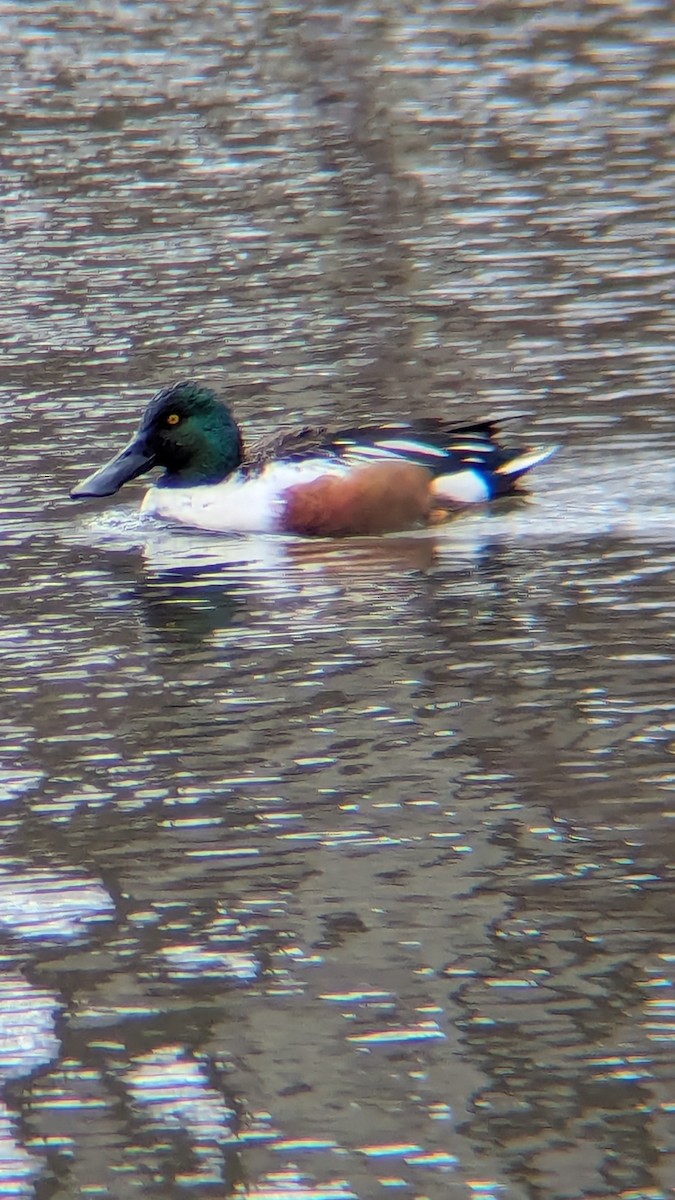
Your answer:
70;380;557;536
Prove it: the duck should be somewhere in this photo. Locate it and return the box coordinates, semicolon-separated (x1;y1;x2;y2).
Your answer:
70;380;557;537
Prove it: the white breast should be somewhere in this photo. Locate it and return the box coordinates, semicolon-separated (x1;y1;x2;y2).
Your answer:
140;460;350;534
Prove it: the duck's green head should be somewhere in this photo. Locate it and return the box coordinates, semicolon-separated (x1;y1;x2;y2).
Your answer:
71;381;244;498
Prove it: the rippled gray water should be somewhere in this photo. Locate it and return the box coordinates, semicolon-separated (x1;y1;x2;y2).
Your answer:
3;1;675;1197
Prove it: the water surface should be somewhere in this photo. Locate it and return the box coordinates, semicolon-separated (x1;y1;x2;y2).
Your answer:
2;2;675;1198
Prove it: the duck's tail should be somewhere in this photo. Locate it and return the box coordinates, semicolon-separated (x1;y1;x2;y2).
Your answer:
494;443;559;483
430;442;559;506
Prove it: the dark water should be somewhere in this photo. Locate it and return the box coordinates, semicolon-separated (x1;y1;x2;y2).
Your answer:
3;1;675;1197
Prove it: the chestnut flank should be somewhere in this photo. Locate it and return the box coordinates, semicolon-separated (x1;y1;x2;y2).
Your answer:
281;462;434;537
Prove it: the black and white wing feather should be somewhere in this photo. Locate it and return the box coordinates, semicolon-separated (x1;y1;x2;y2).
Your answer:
250;414;555;501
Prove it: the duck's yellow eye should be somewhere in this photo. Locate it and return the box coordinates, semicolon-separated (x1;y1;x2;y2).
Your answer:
166;413;180;426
